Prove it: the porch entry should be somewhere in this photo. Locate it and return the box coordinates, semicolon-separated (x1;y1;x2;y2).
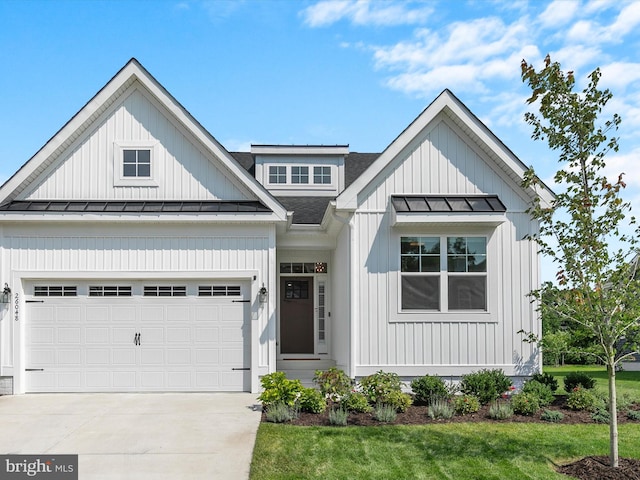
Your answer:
280;277;314;354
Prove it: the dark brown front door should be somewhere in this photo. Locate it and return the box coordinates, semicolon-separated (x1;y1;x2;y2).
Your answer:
280;277;314;354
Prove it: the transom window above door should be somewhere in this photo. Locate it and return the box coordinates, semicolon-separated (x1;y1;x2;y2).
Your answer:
280;262;328;274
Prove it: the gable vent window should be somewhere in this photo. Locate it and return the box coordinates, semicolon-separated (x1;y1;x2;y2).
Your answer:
198;285;242;296
291;166;309;184
89;286;132;297
313;166;331;184
34;286;78;297
269;166;287;184
143;286;187;297
123;149;151;177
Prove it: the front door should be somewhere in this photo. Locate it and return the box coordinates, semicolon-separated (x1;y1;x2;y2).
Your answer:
280;277;314;354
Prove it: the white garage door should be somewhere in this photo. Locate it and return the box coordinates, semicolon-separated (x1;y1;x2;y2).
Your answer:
25;281;251;392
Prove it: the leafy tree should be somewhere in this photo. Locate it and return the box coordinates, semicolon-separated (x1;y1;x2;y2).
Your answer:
520;55;640;468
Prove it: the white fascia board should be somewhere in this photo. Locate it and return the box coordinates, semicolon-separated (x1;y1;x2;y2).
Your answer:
251;145;349;156
0;212;284;223
335;90;555;211
391;211;507;227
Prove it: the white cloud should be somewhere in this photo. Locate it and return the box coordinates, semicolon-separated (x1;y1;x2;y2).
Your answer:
599;62;640;91
301;0;433;27
385;65;486;98
537;0;579;28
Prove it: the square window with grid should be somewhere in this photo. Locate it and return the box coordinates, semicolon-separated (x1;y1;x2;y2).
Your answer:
269;166;287;184
291;166;309;184
123;149;151;177
313;166;331;184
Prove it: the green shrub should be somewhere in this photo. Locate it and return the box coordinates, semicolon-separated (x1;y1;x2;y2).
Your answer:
460;369;512;405
360;371;412;412
265;401;298;423
453;394;481;415
511;392;541;416
374;404;397;423
488;400;513;420
313;368;352;401
360;370;404;404
531;372;559;393
563;371;596;391
591;407;610;424
298;387;327;413
427;398;454;420
522;380;555;407
626;409;640;421
566;387;599;411
258;372;304;407
328;407;349;426
410;375;450;405
541;409;564;423
340;391;373;413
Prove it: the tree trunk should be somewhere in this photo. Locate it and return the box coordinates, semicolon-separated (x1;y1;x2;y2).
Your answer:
608;362;619;468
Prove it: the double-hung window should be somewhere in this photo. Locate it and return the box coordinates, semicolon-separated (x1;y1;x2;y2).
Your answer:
400;236;487;312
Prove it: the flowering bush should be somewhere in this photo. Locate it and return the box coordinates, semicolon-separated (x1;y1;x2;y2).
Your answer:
511;392;541;416
566;387;600;411
313;368;353;402
453;394;481;415
359;371;412;412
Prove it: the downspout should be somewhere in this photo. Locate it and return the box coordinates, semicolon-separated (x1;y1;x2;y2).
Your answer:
331;203;358;379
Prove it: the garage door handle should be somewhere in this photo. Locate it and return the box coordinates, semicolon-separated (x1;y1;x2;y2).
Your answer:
26;368;45;371
232;367;250;371
232;299;251;303
134;333;140;346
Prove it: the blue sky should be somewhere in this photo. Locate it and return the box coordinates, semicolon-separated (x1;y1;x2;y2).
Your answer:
1;0;639;279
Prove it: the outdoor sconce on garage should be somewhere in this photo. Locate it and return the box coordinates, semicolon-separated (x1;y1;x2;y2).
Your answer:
0;283;11;304
259;284;268;304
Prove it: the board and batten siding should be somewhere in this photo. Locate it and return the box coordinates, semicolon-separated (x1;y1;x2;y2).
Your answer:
353;114;540;377
0;223;275;372
21;84;253;202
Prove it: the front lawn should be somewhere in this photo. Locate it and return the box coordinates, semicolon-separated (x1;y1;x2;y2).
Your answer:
544;365;640;396
250;423;640;479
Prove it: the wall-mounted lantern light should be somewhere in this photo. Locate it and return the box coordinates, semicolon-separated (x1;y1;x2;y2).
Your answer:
259;284;268;304
1;283;11;304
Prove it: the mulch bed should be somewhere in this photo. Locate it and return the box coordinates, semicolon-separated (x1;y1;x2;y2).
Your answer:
262;395;640;479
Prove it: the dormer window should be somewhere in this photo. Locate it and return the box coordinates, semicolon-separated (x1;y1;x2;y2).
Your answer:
269;166;287;184
314;166;331;184
291;166;309;184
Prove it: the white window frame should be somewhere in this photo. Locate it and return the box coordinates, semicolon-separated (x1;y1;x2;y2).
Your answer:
268;165;287;184
389;227;498;323
291;166;309;184
113;141;159;187
313;166;331;184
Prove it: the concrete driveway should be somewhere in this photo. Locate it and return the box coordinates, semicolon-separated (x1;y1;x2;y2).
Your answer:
0;393;262;479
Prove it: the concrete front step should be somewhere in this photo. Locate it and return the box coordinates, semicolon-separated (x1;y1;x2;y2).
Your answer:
277;359;337;387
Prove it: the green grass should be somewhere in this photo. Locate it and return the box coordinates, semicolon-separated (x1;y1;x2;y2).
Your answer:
250;423;640;480
544;365;640;396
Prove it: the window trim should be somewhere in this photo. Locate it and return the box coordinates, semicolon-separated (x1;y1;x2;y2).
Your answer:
113;141;159;187
390;228;498;323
